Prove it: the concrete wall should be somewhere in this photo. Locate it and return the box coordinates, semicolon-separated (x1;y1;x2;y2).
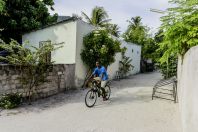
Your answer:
22;19;141;88
75;20;95;87
107;53;122;79
177;46;198;132
121;40;141;75
107;40;141;78
74;21;141;86
0;64;75;99
22;20;77;64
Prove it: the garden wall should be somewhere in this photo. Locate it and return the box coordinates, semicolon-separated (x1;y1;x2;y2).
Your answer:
0;64;75;99
177;46;198;132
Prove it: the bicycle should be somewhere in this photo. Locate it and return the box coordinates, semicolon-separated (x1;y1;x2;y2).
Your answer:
85;79;111;107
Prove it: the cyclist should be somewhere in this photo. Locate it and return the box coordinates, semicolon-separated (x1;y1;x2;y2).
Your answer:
92;61;108;101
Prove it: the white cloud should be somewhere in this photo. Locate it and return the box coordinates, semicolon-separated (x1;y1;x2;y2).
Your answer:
50;0;170;34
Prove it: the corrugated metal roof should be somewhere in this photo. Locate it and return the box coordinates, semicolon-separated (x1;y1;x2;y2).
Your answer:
57;16;72;22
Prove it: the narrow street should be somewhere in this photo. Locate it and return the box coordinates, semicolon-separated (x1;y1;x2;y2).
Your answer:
0;72;181;132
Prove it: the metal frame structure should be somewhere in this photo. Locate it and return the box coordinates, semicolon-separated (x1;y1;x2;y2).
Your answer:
152;77;178;103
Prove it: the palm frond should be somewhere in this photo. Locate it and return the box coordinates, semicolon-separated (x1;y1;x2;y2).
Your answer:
81;11;92;24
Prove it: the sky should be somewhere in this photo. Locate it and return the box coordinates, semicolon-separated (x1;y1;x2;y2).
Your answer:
50;0;170;34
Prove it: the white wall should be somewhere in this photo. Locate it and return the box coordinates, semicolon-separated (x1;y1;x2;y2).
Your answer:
177;46;198;132
107;53;122;79
121;40;141;75
74;21;141;84
22;19;141;87
107;41;141;78
75;20;95;86
22;21;77;64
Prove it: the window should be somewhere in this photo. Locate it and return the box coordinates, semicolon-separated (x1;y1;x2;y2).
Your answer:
132;49;134;53
39;41;51;63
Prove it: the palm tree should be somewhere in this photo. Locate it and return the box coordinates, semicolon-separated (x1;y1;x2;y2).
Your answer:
81;6;111;27
105;24;120;37
127;16;142;29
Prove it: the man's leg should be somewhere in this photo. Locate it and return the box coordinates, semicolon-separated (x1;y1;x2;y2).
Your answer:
101;80;107;99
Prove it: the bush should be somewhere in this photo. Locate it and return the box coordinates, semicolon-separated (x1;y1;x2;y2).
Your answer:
119;48;133;76
0;93;22;109
158;56;177;79
0;40;62;103
81;29;121;69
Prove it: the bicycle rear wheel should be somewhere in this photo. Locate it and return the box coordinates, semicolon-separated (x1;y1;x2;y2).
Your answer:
85;89;97;107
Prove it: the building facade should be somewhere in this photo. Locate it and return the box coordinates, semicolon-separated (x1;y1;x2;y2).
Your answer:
22;18;141;88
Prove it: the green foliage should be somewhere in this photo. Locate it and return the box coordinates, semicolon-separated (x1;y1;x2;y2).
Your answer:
158;56;177;79
82;6;111;27
0;93;22;109
0;0;58;42
123;16;157;60
81;29;121;69
159;0;198;63
82;6;120;37
0;0;5;12
105;24;120;37
123;16;158;73
123;16;149;45
119;48;134;75
142;38;159;61
0;40;61;102
155;30;178;79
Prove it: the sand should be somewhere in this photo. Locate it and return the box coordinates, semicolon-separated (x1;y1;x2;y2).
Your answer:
0;72;182;132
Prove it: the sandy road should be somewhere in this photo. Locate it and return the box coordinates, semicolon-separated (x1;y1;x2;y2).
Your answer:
0;72;181;132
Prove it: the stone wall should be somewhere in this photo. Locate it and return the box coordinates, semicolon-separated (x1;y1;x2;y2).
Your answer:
0;64;75;99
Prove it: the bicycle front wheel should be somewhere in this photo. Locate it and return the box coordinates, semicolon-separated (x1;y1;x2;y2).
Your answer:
85;89;97;107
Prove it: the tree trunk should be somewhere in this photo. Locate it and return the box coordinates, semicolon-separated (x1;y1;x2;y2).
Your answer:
81;68;92;88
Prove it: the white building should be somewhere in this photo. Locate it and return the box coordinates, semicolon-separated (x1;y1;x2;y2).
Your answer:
22;17;141;87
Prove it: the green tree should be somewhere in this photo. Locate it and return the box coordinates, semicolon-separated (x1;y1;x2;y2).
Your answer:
81;29;121;69
82;6;121;37
142;37;158;60
159;0;198;63
0;0;58;42
123;16;149;45
0;40;62;103
82;6;111;27
105;24;120;37
154;29;177;78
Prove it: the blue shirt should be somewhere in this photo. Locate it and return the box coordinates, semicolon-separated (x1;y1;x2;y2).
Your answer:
93;66;108;81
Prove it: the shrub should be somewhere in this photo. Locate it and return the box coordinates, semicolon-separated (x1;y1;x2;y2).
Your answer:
158;56;177;79
0;40;62;103
0;93;22;109
81;29;121;69
119;47;134;76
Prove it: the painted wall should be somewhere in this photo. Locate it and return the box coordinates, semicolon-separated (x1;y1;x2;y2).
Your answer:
75;20;95;86
22;20;77;64
75;21;141;86
121;40;141;75
177;46;198;132
22;19;141;88
107;40;141;78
